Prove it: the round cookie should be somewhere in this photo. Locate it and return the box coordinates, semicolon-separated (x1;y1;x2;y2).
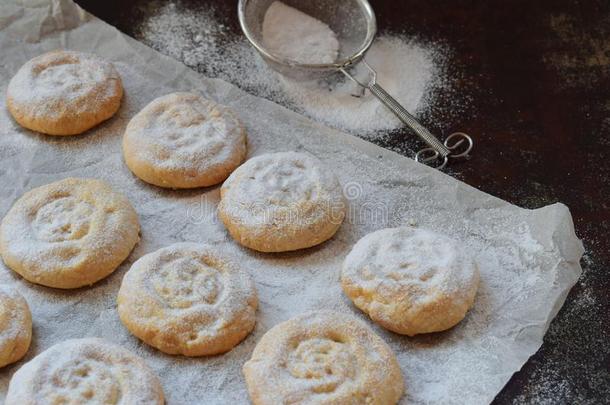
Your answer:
7;50;123;136
122;92;247;189
243;310;404;404
341;227;480;336
0;286;32;368
5;338;164;404
117;243;257;356
0;178;140;289
218;151;346;252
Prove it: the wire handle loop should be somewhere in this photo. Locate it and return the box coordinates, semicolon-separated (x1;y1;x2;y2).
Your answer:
415;133;473;169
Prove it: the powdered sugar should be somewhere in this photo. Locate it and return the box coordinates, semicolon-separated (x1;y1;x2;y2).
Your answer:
341;226;480;336
218;151;346;251
123;92;246;176
0;57;582;403
5;338;164;404
31;196;93;242
0;2;584;404
243;310;404;403
262;2;339;64
280;36;439;134
134;0;446;138
343;227;478;299
7;50;120;117
117;243;257;356
0;178;139;288
0;286;29;352
220;151;343;226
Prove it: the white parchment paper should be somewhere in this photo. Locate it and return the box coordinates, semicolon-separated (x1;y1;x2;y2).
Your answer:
0;1;584;404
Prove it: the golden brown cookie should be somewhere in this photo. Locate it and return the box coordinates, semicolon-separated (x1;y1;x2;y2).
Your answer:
341;227;480;336
117;243;257;356
243;310;405;404
0;285;32;368
122;92;247;189
5;338;164;404
7;50;123;136
0;178;140;289
218;152;346;252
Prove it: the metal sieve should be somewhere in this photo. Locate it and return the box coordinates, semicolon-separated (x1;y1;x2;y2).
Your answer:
238;0;473;169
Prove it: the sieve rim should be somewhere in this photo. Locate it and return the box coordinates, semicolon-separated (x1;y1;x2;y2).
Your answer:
238;0;377;71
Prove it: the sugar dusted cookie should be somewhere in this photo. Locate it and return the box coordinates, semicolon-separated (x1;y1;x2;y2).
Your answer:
0;286;32;368
0;178;140;289
123;92;247;189
243;310;404;404
5;338;164;405
341;227;480;336
7;50;123;136
117;243;257;356
218;151;346;252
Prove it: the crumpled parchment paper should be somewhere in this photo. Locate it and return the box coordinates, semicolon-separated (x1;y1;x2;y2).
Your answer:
0;1;583;404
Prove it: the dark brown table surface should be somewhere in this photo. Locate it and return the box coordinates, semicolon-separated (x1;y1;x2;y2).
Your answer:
76;0;609;403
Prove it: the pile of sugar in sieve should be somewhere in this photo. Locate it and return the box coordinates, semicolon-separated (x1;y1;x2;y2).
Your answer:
241;0;473;169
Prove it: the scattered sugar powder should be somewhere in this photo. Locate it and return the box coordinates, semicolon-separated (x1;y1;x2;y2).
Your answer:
277;36;440;134
133;0;450;138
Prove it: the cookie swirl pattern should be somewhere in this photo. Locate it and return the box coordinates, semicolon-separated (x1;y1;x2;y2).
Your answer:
123;92;247;189
341;227;480;336
218;151;346;252
0;178;140;289
5;338;164;405
243;310;404;404
7;50;123;135
118;243;257;356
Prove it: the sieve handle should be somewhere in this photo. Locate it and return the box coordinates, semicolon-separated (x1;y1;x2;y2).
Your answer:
340;60;473;170
367;82;450;156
